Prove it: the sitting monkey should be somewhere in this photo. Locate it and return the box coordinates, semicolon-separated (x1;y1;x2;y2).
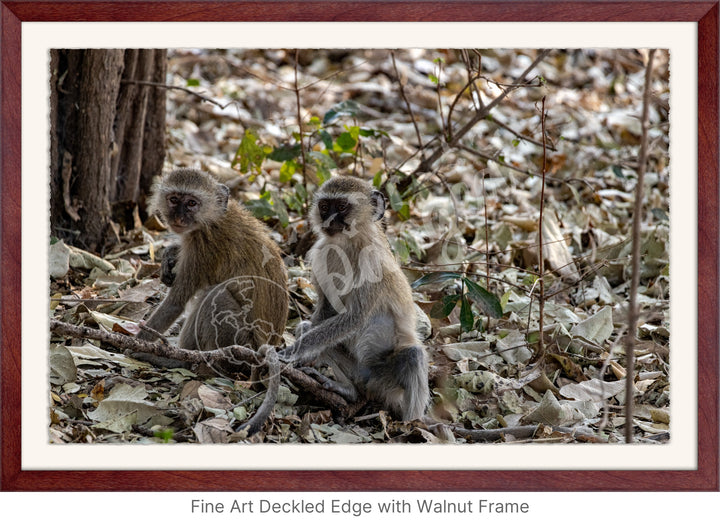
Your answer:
281;176;429;421
138;168;288;358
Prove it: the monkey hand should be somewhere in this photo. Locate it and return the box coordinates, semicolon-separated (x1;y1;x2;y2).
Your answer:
160;244;180;286
276;321;312;362
294;320;312;338
276;344;297;363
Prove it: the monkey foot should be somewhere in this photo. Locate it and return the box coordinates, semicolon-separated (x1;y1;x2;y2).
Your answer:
297;366;357;402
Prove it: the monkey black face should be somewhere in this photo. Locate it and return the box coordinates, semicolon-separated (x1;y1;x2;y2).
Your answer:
312;177;387;237
165;192;202;234
317;197;351;236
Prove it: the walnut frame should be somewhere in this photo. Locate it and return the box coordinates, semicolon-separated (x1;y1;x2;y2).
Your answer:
1;0;717;491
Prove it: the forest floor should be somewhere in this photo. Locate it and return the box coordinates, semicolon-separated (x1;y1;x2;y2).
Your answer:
50;48;670;445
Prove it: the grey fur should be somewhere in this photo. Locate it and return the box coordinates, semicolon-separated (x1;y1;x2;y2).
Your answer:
282;176;429;420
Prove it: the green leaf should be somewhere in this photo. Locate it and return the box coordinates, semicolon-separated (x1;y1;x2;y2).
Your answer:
393;239;410;264
283;183;308;214
612;165;625;179
232;130;266;174
153;429;174;442
463;278;503;318
500;289;513;310
385;182;404;212
245;197;276;219
279;160;300;183
308;151;336;183
268;143;302;162
271;193;290;227
323;100;360;125
397;203;410;221
399;232;425;261
651;207;669;222
359;127;388;139
346;125;360;141
460;295;474;333
283;191;303;213
428;73;439;85
372;171;383;188
430;294;460;319
186;78;200;87
335;131;357;152
411;271;462;289
295;182;308;203
319;129;333;150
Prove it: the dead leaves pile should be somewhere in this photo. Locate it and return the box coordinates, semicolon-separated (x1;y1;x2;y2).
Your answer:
50;49;670;444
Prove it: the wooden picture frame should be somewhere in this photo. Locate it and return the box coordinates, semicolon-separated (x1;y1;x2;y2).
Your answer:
1;0;717;491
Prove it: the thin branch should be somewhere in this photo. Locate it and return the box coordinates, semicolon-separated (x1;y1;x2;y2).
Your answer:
293;50;309;211
458;143;542;178
446;71;482;141
413;49;551;176
235;58;369;93
489;114;558;151
459;49;485;112
391;51;425;154
481;172;490;292
120;79;237;110
49;319;351;415
433;59;448;139
537;96;548;361
625;49;656;444
478;168;492;331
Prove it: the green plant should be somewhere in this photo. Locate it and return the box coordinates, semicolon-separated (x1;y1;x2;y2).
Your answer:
231;99;392;224
412;271;503;333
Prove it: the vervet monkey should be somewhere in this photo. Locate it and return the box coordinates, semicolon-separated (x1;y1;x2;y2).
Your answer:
133;169;289;436
138;168;289;355
281;176;429;421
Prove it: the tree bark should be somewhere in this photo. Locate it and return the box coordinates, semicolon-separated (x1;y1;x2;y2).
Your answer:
50;49;167;253
113;49;167;205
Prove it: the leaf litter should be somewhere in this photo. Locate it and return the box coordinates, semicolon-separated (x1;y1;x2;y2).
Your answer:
50;48;670;444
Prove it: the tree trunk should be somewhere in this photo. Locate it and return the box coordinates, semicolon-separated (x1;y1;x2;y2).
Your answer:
50;49;167;253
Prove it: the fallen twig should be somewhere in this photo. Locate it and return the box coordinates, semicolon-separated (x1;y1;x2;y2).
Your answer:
49;319;352;416
447;424;608;443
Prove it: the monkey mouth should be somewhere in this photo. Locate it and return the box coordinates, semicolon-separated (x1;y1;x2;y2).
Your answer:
170;222;190;234
322;222;349;236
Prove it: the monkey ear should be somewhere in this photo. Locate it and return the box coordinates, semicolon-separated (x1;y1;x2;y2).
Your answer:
216;184;230;212
370;189;386;221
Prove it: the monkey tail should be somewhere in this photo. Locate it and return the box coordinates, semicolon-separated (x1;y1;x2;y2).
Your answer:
397;345;430;421
237;345;281;437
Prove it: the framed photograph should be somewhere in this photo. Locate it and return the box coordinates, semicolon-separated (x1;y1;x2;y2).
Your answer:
1;1;717;492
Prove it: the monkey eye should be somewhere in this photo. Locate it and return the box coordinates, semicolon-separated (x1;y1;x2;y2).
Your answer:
318;201;329;213
168;196;179;205
186;199;198;208
336;200;348;212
